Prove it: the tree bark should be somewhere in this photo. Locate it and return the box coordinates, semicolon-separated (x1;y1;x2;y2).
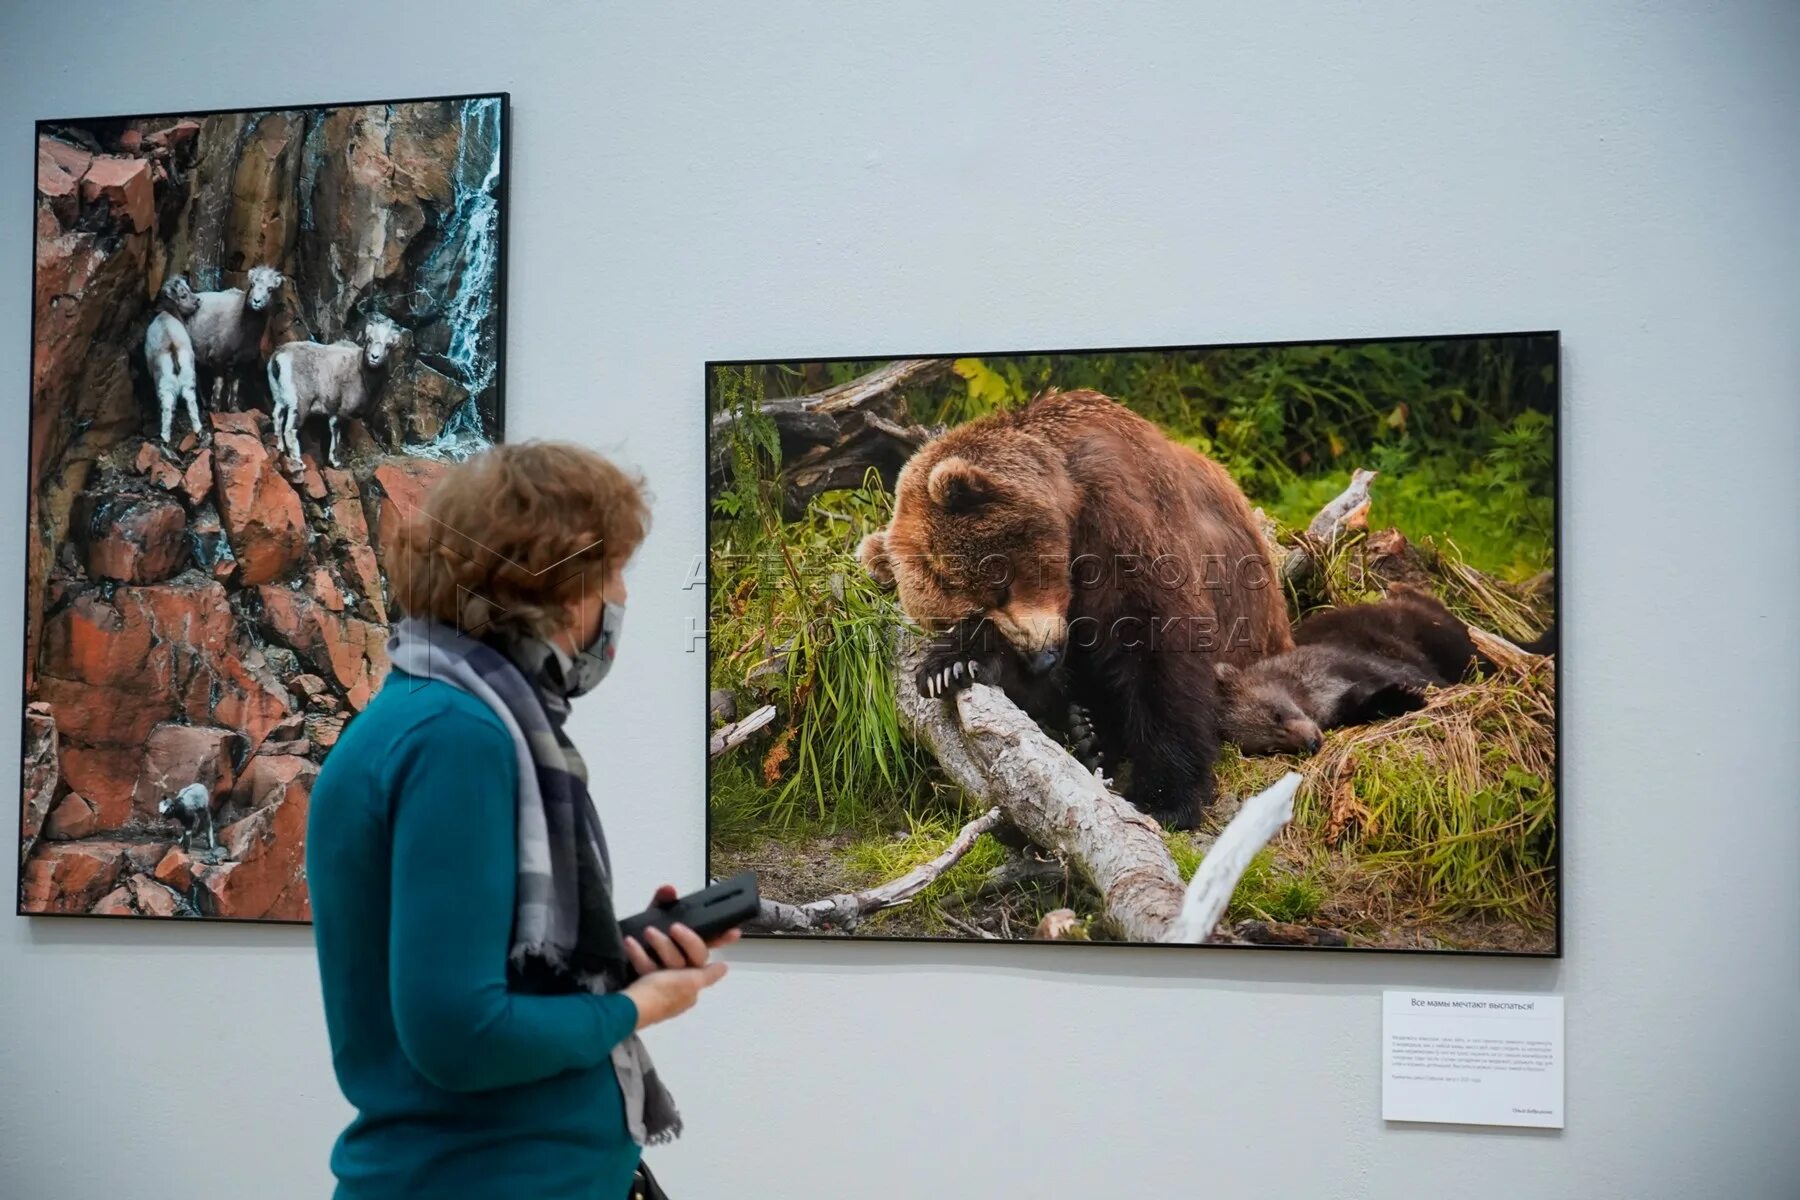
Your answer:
1166;773;1301;943
893;637;1294;943
709;704;777;758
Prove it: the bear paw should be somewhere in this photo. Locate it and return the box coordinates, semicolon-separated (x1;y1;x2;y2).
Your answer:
916;650;982;699
1065;703;1103;770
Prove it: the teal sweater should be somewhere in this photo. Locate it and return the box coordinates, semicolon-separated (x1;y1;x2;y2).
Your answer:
308;671;642;1199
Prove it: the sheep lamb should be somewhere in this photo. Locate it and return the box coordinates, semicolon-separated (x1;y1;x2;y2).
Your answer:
143;274;202;444
267;314;404;467
186;264;284;410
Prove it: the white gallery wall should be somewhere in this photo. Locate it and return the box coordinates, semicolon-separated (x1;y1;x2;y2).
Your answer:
3;2;1798;1196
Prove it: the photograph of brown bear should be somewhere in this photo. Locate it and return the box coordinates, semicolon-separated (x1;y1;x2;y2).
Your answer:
18;94;507;922
709;335;1558;954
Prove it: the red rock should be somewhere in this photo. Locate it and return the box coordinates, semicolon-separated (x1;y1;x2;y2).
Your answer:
21;703;59;851
37;581;280;751
134;441;184;489
59;744;142;830
79;155;153;233
154;847;195;891
129;875;183;916
208;410;265;438
117;129;143;153
211;428;305;584
131;723;245;822
309;567;345;611
259;583;386;698
89;884;136;916
36;139;87;226
84;492;188;584
42;792;99;840
323;467;360;502
125;842;172;875
368;458;449;578
145;121;201;150
178;432;198;454
200;652;295;749
291;674;328;700
39;136;93;181
36;677;167;753
305;711;346;749
40;588;155;686
302;462;328;501
344;543;387;622
90;874;184;918
20;841;130;914
182;449;214;506
205;756;315;920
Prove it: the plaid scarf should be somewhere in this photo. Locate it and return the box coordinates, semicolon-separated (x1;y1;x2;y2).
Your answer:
387;616;682;1145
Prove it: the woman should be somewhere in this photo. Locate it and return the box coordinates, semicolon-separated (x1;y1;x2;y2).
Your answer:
309;442;731;1199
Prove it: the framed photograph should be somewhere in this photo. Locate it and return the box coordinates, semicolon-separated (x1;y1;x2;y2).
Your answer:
707;334;1559;956
19;92;509;920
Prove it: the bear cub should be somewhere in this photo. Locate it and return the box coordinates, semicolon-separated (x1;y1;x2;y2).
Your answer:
1217;588;1480;755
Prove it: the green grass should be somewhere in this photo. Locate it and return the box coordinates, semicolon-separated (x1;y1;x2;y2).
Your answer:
841;815;1011;933
1264;453;1552;583
1162;833;1328;926
1217;666;1558;928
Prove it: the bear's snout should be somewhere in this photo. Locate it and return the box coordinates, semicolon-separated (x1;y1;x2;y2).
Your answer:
992;604;1067;667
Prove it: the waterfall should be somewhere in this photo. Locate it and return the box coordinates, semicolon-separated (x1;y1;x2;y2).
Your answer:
416;96;503;460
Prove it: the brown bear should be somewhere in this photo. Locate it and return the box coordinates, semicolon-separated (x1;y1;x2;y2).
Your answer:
859;388;1290;829
1216;588;1481;756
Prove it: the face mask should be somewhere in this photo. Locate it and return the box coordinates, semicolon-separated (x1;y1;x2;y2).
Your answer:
563;600;624;697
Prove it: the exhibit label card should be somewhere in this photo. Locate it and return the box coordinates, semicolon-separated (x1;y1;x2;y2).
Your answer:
1381;990;1565;1129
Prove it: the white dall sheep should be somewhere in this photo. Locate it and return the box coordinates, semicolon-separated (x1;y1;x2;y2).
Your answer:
187;264;284;409
267;314;404;467
143;274;202;444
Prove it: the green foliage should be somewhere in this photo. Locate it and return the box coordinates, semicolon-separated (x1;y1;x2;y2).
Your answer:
710;462;940;829
1269;453;1553;582
710;364;781;539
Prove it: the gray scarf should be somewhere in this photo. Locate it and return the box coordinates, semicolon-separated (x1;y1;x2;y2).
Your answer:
386;616;682;1145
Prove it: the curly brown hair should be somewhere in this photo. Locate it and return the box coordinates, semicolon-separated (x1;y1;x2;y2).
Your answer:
390;441;649;639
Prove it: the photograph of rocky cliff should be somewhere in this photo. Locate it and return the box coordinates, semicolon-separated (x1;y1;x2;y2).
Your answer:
19;93;509;921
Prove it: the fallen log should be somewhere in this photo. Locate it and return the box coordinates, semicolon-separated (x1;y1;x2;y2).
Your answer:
1166;773;1301;943
1468;623;1551;677
709;358;950;515
745;806;1003;933
1282;468;1377;587
894;637;1296;943
709;703;777;758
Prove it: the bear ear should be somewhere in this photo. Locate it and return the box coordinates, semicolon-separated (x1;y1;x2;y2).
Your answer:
926;456;998;514
1214;661;1239;688
857;529;895;587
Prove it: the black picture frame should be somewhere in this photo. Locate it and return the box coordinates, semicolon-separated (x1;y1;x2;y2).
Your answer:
705;330;1563;960
19;90;512;924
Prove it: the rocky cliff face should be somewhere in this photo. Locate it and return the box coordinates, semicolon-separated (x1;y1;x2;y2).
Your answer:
21;98;505;920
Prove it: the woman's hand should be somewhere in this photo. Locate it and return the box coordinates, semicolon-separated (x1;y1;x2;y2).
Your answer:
622;961;728;1031
622;884;742;978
